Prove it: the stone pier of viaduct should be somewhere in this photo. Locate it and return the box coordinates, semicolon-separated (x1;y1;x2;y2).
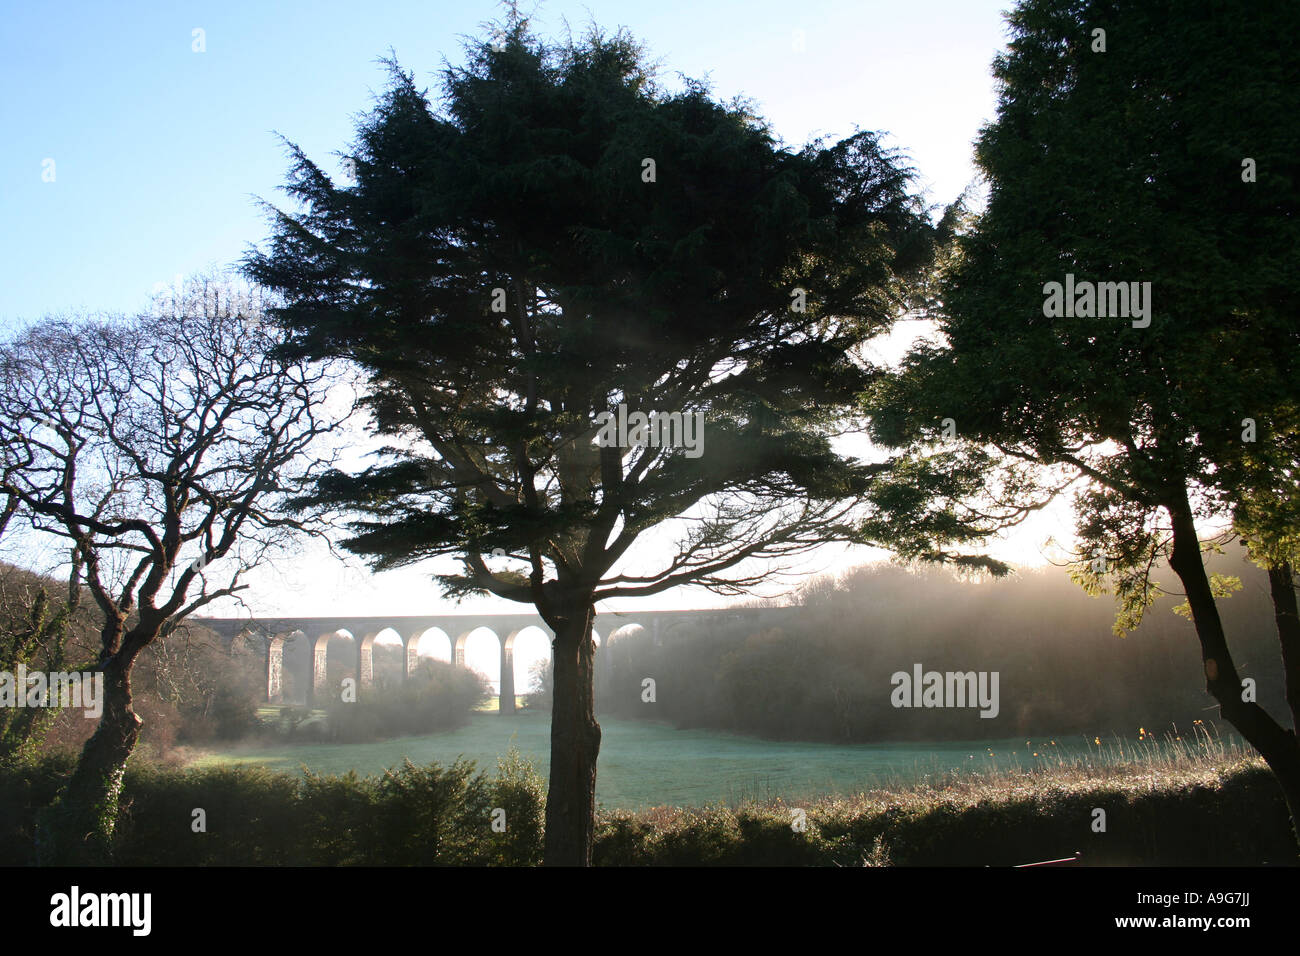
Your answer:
192;607;791;714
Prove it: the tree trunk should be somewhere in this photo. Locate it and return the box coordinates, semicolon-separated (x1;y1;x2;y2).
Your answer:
544;603;601;866
37;644;143;864
1266;562;1300;733
1165;494;1300;853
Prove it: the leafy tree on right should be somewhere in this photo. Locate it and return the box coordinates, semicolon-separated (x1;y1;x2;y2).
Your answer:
868;0;1300;847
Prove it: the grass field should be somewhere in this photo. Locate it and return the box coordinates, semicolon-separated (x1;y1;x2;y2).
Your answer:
190;711;1234;810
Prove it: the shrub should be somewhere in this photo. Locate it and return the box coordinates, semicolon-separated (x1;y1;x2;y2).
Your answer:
323;660;489;743
369;758;492;864
2;750;1293;866
0;750;77;864
114;762;303;865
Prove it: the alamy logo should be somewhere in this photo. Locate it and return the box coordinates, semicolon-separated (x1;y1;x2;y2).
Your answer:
595;403;704;459
50;886;151;936
1041;273;1152;328
0;666;103;718
890;663;1000;718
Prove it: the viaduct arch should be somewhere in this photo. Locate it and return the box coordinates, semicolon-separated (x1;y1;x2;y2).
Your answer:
196;608;793;714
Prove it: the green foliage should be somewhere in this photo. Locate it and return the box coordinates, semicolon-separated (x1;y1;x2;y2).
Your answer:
246;10;951;862
591;753;1294;866
0;749;77;863
4;749;546;866
0;583;81;766
370;758;492;865
114;761;303;866
1172;574;1243;622
867;0;1299;640
491;746;546;865
1227;405;1300;573
2;743;1292;865
246;11;940;608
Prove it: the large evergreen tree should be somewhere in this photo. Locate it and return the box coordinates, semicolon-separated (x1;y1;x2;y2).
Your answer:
869;0;1300;844
246;14;957;864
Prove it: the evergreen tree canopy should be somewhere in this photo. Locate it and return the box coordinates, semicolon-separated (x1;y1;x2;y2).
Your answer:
247;19;943;610
867;0;1300;841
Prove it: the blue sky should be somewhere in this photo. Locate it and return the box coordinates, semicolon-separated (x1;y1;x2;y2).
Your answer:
1;1;1039;654
0;0;1010;325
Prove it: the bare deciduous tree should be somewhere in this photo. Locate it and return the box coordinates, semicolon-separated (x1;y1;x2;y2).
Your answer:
0;279;352;861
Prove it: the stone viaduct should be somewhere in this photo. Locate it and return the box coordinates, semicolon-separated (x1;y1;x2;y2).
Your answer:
192;606;795;714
